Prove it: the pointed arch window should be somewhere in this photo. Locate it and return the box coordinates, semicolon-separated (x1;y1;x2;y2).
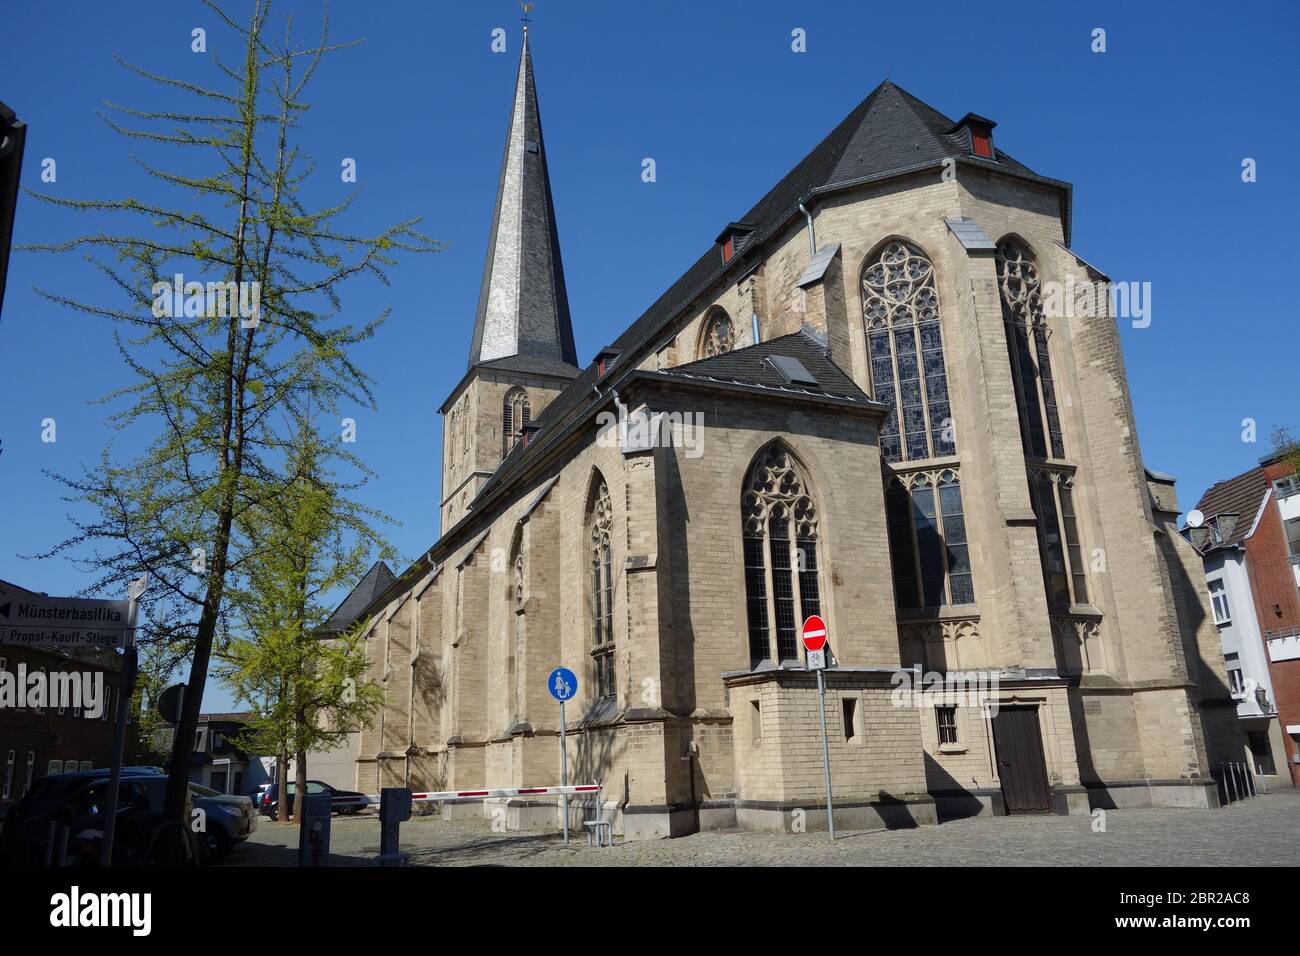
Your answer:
700;308;735;359
996;240;1065;460
588;478;615;699
884;469;975;610
742;445;821;667
862;241;956;463
503;387;531;457
1027;466;1089;608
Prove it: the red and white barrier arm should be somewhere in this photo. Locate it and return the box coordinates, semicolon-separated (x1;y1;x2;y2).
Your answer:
331;783;602;807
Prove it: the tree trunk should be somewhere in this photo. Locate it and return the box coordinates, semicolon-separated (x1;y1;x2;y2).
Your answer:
276;742;290;824
294;745;308;821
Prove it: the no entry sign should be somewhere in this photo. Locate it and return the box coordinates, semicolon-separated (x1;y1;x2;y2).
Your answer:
801;615;827;652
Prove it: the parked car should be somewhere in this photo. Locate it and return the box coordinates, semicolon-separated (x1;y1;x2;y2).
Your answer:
258;780;367;818
189;783;257;861
0;769;197;866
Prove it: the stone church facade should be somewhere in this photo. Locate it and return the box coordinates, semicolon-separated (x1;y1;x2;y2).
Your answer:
348;33;1243;838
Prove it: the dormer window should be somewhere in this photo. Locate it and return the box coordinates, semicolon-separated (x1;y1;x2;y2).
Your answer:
952;113;997;160
715;221;756;264
595;346;620;378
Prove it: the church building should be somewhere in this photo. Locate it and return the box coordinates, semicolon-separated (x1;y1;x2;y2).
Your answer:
347;32;1243;838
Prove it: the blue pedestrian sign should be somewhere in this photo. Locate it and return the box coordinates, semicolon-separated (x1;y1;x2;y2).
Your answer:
548;666;577;701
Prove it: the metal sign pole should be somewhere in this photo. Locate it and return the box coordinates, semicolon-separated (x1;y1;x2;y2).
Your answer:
100;574;148;866
560;697;568;846
817;667;835;841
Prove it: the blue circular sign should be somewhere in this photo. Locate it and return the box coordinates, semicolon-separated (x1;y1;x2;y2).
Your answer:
547;666;577;701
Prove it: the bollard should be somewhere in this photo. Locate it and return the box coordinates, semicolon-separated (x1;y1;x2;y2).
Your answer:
1225;762;1238;803
41;821;56;867
1245;762;1257;798
297;793;333;867
53;825;70;867
378;788;412;867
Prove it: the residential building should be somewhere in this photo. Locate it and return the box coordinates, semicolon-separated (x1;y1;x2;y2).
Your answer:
0;579;128;806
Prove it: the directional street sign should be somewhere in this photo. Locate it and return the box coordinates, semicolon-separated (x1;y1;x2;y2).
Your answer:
547;665;579;845
0;586;132;647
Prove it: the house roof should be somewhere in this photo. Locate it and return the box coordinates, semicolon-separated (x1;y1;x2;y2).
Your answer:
658;328;874;405
316;560;396;636
470;80;1055;500
197;712;255;724
356;77;1070;622
1188;467;1270;551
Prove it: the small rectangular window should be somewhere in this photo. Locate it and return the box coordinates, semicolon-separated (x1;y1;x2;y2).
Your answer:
1285;518;1300;561
23;751;35;795
3;750;14;800
1208;578;1232;625
971;128;993;158
937;706;959;746
751;700;762;742
842;697;858;742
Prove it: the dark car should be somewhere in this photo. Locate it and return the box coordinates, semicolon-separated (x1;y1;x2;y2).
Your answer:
258;780;367;818
0;770;197;867
189;783;258;860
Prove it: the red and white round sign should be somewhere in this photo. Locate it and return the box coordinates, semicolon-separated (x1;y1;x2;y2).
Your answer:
801;615;827;652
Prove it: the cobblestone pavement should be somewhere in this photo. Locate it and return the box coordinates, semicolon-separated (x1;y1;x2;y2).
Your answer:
221;788;1300;867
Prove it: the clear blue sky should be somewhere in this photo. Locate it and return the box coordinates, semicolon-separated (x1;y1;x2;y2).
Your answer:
2;2;1297;709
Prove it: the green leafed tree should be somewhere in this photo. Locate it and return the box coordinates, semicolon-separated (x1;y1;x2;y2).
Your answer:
26;0;440;823
219;415;388;822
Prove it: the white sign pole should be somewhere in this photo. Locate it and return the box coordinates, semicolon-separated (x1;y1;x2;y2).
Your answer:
816;666;836;841
100;574;149;866
559;697;568;846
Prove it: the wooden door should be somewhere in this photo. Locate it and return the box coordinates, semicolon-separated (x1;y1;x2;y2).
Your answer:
991;706;1052;813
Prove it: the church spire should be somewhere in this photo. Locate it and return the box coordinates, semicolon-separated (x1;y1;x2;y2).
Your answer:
467;30;578;375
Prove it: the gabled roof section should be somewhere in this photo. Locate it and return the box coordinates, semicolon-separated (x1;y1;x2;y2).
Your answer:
1189;467;1271;551
660;329;874;405
467;31;579;377
317;560;396;636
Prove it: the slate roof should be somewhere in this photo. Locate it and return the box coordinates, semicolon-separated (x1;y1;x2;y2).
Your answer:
468;80;1058;503
316;560;396;636
1188;468;1270;551
358;76;1072;618
659;328;874;405
466;31;579;377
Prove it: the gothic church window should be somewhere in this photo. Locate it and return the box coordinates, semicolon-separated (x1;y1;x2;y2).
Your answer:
700;308;735;359
996;240;1065;460
503;386;531;457
884;469;975;610
1027;467;1089;607
742;444;821;667
588;476;615;699
861;241;956;463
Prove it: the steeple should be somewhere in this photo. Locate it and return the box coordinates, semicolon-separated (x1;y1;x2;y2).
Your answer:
467;30;579;376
